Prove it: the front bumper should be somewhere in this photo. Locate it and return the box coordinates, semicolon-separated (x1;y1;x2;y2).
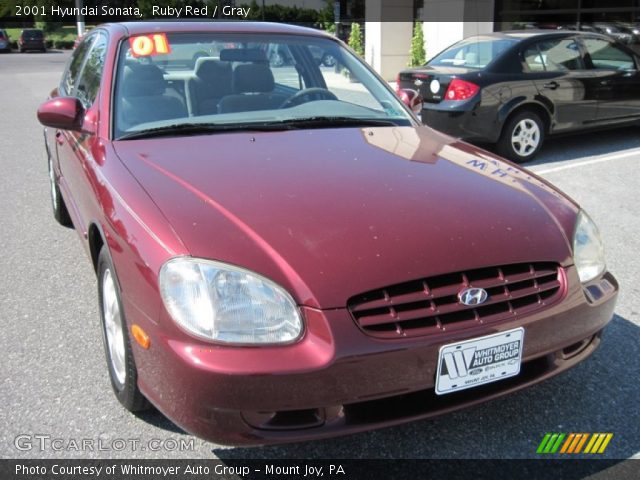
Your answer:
129;267;617;446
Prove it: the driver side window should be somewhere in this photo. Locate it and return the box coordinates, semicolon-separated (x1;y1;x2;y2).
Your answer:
61;36;94;96
75;33;108;108
583;38;635;70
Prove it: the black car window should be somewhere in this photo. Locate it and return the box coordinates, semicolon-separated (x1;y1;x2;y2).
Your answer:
61;35;95;96
23;30;43;39
524;45;546;72
429;37;517;69
526;38;583;72
75;33;108;108
583;38;635;70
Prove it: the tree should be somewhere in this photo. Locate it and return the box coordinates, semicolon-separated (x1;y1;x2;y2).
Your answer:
348;22;363;57
408;22;426;67
318;0;335;33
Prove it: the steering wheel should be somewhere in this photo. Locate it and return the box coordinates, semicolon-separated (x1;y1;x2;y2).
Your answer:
280;88;338;109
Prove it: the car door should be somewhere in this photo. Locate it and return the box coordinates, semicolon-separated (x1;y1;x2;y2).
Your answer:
56;32;108;235
580;36;640;123
522;36;598;132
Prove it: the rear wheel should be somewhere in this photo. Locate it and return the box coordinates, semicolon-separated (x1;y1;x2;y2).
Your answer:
97;247;150;413
497;110;545;163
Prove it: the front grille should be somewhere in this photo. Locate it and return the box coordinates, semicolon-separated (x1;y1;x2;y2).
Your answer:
348;263;565;339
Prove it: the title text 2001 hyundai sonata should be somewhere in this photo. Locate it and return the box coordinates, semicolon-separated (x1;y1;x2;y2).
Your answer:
37;22;618;445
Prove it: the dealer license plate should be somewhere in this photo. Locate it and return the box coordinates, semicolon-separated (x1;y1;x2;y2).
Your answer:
435;327;524;395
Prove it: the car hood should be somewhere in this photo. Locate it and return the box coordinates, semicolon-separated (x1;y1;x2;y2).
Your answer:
114;126;578;309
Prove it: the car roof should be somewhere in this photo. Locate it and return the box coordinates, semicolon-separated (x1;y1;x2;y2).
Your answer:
466;29;614;42
101;21;333;39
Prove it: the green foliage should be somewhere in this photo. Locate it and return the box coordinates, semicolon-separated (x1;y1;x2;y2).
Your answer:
318;0;335;32
53;39;74;49
348;23;363;57
408;22;426;67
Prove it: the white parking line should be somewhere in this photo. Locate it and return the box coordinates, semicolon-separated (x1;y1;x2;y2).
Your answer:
533;149;640;175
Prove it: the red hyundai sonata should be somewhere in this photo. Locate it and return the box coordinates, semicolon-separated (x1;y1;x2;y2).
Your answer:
38;22;618;446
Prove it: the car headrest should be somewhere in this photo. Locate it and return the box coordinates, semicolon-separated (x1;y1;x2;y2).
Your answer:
220;48;267;63
121;64;166;97
195;58;232;83
233;63;275;94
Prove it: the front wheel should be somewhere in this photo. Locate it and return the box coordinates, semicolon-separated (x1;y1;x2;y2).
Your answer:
97;247;150;413
496;111;545;163
47;154;72;227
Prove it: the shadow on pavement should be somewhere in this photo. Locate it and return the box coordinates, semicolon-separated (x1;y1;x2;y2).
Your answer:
136;407;186;435
213;314;638;460
525;126;640;168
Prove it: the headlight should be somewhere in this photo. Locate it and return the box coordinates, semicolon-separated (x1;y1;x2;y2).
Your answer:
159;258;303;344
572;210;606;283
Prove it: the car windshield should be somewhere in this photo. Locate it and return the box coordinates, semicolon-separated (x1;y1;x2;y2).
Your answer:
24;30;43;38
429;36;516;69
113;32;413;139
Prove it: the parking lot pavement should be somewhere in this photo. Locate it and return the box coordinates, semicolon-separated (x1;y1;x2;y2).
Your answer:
0;51;637;461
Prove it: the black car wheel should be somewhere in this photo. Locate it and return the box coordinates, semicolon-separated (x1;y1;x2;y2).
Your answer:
47;153;72;227
497;110;545;163
97;246;150;413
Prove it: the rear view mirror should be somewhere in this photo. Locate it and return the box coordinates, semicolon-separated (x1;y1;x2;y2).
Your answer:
37;97;84;131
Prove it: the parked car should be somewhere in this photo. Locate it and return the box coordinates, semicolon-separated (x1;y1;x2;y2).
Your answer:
37;22;617;446
267;43;337;67
397;31;640;162
591;22;636;45
18;28;46;52
0;29;11;52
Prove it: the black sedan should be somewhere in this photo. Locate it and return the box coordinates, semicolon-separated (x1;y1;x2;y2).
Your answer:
397;31;640;162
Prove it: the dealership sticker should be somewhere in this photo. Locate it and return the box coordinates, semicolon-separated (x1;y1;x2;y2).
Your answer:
435;327;524;395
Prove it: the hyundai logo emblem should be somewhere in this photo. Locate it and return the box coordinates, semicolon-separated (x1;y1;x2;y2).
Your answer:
458;287;489;306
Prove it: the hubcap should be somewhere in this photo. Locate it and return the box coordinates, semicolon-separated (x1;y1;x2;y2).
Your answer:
48;157;57;211
102;269;126;386
511;119;540;157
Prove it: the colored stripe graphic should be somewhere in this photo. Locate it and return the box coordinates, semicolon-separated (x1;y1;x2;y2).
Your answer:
574;433;589;453
536;433;552;454
537;433;613;454
560;433;575;453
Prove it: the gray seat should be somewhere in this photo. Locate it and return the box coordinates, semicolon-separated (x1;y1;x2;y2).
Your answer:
190;58;233;115
120;64;187;128
217;63;287;114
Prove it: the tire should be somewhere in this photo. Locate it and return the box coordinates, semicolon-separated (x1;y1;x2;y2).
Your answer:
496;110;545;163
47;153;72;227
97;247;150;413
322;54;337;67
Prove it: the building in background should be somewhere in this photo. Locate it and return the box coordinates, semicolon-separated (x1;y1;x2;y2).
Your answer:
363;0;640;80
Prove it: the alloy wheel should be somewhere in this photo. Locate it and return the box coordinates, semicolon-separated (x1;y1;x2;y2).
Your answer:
510;118;541;157
102;268;126;386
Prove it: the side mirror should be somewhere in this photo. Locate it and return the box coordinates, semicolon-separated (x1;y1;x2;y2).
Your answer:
398;88;423;114
37;97;84;131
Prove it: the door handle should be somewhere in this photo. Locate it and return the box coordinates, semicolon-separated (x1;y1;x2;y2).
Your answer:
55;131;65;145
543;81;559;90
599;79;611;86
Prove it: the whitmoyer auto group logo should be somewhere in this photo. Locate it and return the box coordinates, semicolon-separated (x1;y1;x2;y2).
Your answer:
440;341;520;379
435;328;524;395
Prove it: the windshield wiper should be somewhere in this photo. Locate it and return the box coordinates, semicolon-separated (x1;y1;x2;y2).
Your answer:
117;117;398;140
117;122;288;140
271;116;398;129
